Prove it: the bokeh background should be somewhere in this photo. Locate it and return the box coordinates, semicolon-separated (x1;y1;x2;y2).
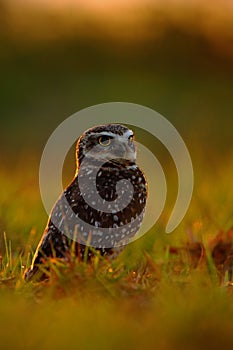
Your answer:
0;0;233;249
1;0;233;148
1;2;233;349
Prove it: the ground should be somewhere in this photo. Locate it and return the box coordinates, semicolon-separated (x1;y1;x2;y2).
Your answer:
0;148;232;350
1;3;233;347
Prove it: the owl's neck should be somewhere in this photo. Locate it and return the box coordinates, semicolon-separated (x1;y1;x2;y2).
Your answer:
76;158;136;174
77;158;136;169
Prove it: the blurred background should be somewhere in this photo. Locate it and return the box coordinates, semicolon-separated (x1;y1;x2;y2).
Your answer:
1;0;233;150
0;0;233;249
1;5;233;348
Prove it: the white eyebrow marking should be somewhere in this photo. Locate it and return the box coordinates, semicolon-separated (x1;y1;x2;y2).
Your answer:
99;130;134;139
88;130;134;138
123;129;134;138
99;132;117;137
88;132;116;138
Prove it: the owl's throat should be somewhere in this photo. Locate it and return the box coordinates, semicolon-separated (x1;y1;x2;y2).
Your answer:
76;157;136;173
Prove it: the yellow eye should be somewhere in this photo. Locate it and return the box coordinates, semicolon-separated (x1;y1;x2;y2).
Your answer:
128;135;134;143
99;135;111;146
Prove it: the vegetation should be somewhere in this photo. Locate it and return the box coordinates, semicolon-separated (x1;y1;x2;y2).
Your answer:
0;150;233;349
1;1;233;349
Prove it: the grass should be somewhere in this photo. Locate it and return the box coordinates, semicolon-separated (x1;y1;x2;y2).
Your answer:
0;0;233;344
0;10;233;347
0;148;233;350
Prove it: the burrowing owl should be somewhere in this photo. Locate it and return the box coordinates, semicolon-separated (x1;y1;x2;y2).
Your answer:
25;124;147;280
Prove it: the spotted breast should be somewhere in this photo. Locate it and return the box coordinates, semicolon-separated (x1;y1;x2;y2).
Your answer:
25;124;147;280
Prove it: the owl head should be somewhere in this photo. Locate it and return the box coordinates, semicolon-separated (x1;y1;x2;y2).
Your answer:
76;124;136;167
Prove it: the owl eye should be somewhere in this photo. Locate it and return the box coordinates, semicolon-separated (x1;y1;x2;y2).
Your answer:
99;135;111;146
128;135;134;143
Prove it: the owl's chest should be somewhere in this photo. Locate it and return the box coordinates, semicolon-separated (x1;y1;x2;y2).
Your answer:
68;165;146;211
53;164;147;247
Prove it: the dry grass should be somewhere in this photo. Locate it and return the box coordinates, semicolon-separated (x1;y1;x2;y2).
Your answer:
0;149;233;350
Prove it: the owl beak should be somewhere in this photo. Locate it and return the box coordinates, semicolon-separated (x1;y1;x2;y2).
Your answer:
125;147;136;162
115;143;136;162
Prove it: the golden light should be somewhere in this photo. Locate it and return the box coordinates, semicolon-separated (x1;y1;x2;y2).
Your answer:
4;0;233;55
